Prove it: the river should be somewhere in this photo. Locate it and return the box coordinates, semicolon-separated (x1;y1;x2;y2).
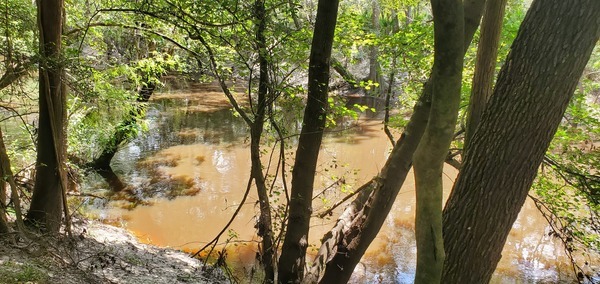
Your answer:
84;84;577;283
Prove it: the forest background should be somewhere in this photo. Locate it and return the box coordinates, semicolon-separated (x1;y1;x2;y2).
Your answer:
0;0;599;283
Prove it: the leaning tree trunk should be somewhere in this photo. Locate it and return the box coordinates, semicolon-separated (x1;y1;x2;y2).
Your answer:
26;0;67;233
91;83;155;171
309;1;486;283
413;0;463;282
278;0;340;282
331;57;360;87
464;0;507;153
90;82;155;192
442;1;600;283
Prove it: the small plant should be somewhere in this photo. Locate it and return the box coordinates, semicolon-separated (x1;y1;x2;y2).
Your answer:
0;262;48;284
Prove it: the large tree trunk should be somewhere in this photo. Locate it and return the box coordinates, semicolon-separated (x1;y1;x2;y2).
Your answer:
252;1;275;282
278;0;340;282
309;1;486;283
26;0;67;233
464;0;507;152
442;1;600;283
413;0;463;282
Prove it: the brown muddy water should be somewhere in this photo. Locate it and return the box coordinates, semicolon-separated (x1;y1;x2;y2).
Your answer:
84;85;581;283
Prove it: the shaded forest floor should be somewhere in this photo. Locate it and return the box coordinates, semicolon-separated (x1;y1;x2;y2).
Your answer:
0;219;227;283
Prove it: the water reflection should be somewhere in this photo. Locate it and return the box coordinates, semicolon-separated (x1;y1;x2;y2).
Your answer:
85;88;580;283
92;88;250;201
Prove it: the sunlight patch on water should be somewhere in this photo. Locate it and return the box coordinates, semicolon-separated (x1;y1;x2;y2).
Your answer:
212;150;233;174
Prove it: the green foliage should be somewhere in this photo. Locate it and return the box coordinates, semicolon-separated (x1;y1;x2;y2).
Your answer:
132;52;182;87
457;0;527;128
0;0;36;59
532;43;600;266
67;65;136;160
0;79;38;172
354;80;380;90
497;0;526;64
380;11;433;81
0;1;598;280
0;262;49;284
0;0;38;173
325;96;375;128
534;171;600;251
68;47;182;161
334;7;370;61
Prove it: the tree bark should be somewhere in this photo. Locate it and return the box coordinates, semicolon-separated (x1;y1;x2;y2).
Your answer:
367;0;381;91
310;1;487;283
0;209;8;235
315;91;431;284
252;1;275;282
278;0;339;282
383;10;400;145
288;0;301;30
464;0;508;153
413;0;463;282
95;168;126;191
331;57;359;86
0;128;24;233
26;0;67;233
0;58;34;90
442;1;600;283
0;130;14;234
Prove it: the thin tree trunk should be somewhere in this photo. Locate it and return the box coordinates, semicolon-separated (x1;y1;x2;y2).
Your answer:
0;175;5;213
289;0;301;30
0;208;8;234
189;8;278;280
26;0;67;233
413;0;463;282
368;0;381;91
383;10;400;146
311;1;487;283
0;128;24;231
0;130;16;234
278;0;340;282
253;1;275;282
404;6;413;25
442;1;600;283
464;0;508;153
